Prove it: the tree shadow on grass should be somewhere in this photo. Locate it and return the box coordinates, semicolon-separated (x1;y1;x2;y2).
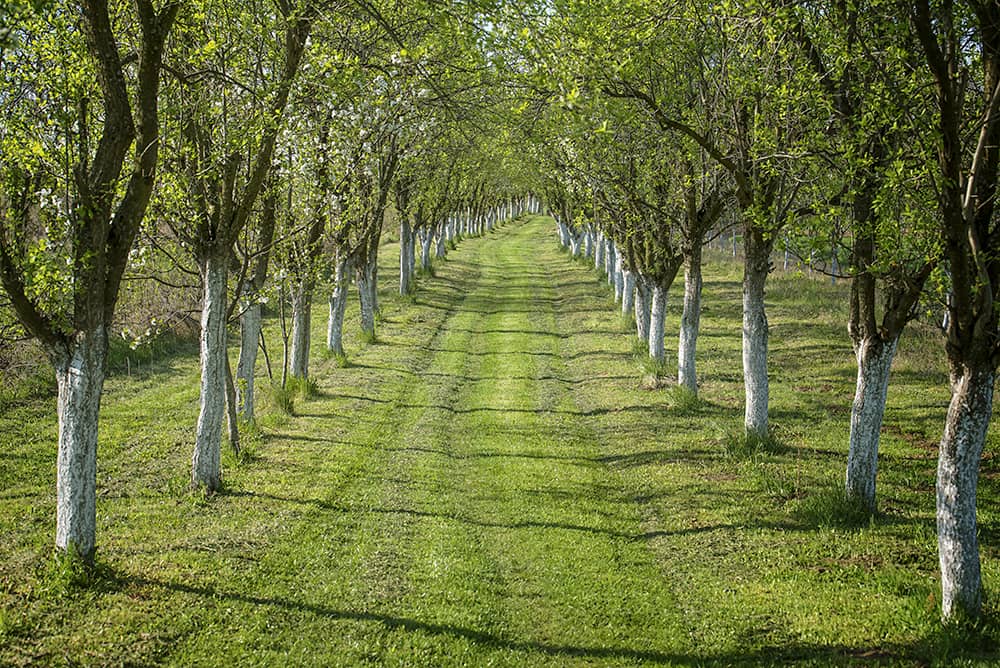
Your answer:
112;574;996;666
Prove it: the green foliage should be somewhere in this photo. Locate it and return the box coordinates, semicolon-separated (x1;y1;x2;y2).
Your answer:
723;425;786;459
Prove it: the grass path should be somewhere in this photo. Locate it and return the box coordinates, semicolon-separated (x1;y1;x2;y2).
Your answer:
2;215;1000;665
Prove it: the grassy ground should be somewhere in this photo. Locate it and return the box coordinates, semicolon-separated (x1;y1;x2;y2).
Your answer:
1;215;999;666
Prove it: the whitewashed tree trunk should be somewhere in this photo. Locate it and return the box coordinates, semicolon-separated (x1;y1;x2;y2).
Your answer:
622;270;635;319
570;231;581;257
648;282;667;362
358;263;376;339
635;275;651;343
399;218;412;295
420;230;433;270
236;301;261;420
408;227;417;278
594;231;605;271
845;337;898;510
53;327;107;562
193;252;228;492
289;280;311;379
677;247;703;393
605;239;615;285
614;251;624;303
327;252;349;355
742;241;770;437
937;364;994;620
436;225;446;257
584;228;593;258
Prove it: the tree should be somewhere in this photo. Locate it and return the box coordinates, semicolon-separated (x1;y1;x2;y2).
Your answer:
911;0;1000;621
0;0;178;561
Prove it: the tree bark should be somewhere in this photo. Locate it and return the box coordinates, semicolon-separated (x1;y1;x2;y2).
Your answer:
678;244;703;393
605;239;616;285
742;228;772;437
634;274;651;343
327;251;349;356
622;270;635;319
236;301;261;420
845;336;898;510
53;327;108;563
614;250;625;303
357;262;376;339
420;229;433;270
435;225;446;258
648;282;667;362
399;217;412;295
937;363;994;619
289;279;311;379
594;231;605;271
192;251;228;492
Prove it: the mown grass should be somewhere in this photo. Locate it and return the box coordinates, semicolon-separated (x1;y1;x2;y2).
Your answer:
0;215;998;666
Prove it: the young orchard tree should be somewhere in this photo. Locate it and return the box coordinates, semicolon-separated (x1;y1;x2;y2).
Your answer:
0;0;178;562
779;2;939;512
159;0;314;491
911;0;1000;622
595;0;823;436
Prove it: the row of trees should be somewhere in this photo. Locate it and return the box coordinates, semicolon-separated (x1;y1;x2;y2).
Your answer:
510;0;1000;622
0;0;534;566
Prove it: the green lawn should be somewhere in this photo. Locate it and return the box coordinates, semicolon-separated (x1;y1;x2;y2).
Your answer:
1;215;998;666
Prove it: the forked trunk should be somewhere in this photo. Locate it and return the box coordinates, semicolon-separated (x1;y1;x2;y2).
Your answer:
648;283;667;362
236;301;261;420
937;363;994;620
327;252;349;356
845;336;898;510
53;327;108;563
289;279;312;379
193;251;228;492
742;233;771;437
678;246;703;393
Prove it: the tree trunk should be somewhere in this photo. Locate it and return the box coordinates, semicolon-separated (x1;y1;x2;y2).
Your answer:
436;226;446;258
614;251;624;303
289;279;312;379
358;263;376;339
594;231;605;271
53;327;108;563
421;230;433;270
584;227;593;258
622;270;635;319
742;230;772;437
399;218;412;296
635;274;651;343
236;301;261;421
605;239;616;285
570;231;581;257
648;282;667;362
193;251;228;492
327;252;349;356
937;363;994;620
844;336;898;510
224;354;240;455
678;244;703;393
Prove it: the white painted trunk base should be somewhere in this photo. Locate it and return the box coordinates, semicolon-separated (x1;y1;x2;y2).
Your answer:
327;254;349;355
193;253;228;491
742;260;769;436
289;281;311;379
622;271;635;319
236;302;262;421
938;365;994;620
677;255;703;393
54;327;107;562
634;275;651;344
648;283;667;361
845;337;898;509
